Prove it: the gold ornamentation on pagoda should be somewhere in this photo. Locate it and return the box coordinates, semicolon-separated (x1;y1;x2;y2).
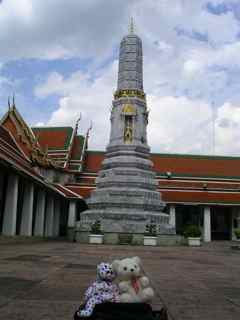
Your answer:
114;89;146;101
122;103;136;115
124;125;133;143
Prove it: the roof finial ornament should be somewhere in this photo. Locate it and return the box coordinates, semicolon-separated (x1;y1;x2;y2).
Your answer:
87;120;93;137
75;112;82;133
12;93;16;109
129;17;134;34
8;96;11;111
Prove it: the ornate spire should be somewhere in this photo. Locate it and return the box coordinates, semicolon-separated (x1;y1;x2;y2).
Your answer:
129;17;134;34
116;21;143;92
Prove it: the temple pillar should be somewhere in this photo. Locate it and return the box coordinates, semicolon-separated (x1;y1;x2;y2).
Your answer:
231;207;240;240
53;199;60;237
203;206;211;242
45;196;54;237
20;182;34;236
0;171;5;232
67;201;76;241
2;174;19;236
169;205;176;228
68;201;76;228
34;190;46;236
236;208;240;228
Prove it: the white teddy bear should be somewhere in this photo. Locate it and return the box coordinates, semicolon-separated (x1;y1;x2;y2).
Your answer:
112;256;154;303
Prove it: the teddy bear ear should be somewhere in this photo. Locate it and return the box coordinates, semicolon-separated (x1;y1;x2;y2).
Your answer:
112;260;120;272
133;256;141;265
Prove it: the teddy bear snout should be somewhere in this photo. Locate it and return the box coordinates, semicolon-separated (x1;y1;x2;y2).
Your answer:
130;268;134;272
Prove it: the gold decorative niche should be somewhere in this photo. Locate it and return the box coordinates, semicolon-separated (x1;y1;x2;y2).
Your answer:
122;104;136;143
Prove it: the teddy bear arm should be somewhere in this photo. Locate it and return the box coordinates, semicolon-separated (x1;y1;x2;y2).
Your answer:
119;281;130;293
119;292;135;303
79;297;97;317
112;284;119;294
84;285;94;300
139;276;150;288
141;287;155;302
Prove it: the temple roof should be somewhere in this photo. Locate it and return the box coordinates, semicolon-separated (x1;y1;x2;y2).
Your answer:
1;105;40;159
65;150;240;205
32;126;86;171
0;106;59;168
32;126;74;150
70;135;85;160
83;150;240;180
0;123;87;202
3;102;240;206
151;153;240;179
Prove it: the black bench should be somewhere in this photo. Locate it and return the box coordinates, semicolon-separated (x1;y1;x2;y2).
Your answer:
74;302;168;320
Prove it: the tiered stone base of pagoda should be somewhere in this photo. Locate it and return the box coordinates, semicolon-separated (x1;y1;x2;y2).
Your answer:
77;187;176;245
80;208;174;234
76;205;177;244
77;144;175;244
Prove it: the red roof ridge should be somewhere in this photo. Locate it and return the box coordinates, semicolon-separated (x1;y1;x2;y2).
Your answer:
151;152;240;160
55;183;82;199
32;126;74;130
0;125;31;162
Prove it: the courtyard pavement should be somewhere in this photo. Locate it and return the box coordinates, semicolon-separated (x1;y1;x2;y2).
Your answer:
0;239;239;320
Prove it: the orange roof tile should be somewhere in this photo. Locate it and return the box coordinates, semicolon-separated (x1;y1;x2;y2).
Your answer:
3;116;32;159
66;185;93;198
84;151;240;180
85;151;104;172
32;127;73;150
71;135;84;160
161;189;240;204
54;184;82;199
152;153;240;179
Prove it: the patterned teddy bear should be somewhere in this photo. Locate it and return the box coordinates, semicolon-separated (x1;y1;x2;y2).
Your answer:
77;262;119;317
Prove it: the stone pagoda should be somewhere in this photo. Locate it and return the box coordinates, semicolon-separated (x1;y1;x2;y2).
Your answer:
80;23;174;241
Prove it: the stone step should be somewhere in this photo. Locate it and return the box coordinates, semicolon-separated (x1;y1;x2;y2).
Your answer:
118;233;133;244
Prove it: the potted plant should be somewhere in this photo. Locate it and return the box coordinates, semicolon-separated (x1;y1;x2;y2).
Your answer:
183;225;201;246
143;223;157;246
89;220;103;244
234;228;240;241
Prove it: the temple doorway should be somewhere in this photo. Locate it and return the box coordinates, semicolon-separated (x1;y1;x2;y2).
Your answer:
211;206;231;240
175;205;202;235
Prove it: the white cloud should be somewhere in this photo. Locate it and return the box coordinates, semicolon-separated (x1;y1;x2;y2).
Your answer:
35;61;240;155
183;41;240;76
215;102;240;154
0;0;136;61
2;0;240;155
0;0;33;20
148;95;213;154
35;61;118;150
34;121;45;127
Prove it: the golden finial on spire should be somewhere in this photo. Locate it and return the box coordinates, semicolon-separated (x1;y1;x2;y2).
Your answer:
129;17;134;34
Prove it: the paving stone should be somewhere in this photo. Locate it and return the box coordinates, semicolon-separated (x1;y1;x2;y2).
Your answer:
0;277;40;297
64;263;96;270
5;254;50;262
0;241;239;320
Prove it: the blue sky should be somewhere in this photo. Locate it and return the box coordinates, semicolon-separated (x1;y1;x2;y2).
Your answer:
1;0;240;155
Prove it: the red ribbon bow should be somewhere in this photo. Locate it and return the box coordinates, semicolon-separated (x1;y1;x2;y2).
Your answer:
131;278;140;293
